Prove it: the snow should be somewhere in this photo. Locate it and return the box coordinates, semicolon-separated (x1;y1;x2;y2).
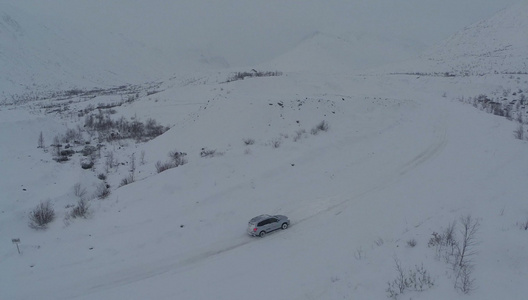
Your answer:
1;2;528;300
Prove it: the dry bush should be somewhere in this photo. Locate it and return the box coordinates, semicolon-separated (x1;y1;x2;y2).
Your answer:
243;138;255;146
119;174;135;187
521;218;528;230
155;160;177;173
270;138;282;149
200;148;218;157
311;120;329;135
513;124;524;140
70;198;89;218
386;258;434;299
96;182;110;199
293;129;307;142
29;201;55;229
73;183;87;198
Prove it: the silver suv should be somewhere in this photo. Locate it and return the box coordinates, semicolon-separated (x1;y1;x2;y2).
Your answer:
247;214;290;237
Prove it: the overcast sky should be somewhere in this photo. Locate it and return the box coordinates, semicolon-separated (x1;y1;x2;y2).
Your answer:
9;0;525;66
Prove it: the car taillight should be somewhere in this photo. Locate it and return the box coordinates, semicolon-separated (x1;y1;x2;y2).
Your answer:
253;228;257;231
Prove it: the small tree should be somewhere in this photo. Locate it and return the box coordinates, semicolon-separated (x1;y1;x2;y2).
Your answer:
456;215;479;268
29;200;55;229
140;150;146;165
453;215;479;294
513;124;524;140
105;151;116;173
52;135;62;157
129;152;136;177
38;131;45;149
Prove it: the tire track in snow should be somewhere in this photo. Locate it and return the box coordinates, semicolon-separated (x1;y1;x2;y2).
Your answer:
70;102;448;299
283;109;448;226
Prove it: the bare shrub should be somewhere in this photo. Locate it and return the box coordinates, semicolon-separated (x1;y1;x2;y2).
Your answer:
38;131;45;149
354;247;365;260
73;183;87;198
243;138;255;146
200;148;215;157
270;138;281;148
52;135;62;157
168;150;187;166
155;160;177;173
516;113;523;124
29;201;55;229
386;258;434;299
119;174;135;187
70;198;89;218
519;218;528;230
406;238;417;248
311;120;329;135
105;151;116;173
428;221;458;263
129;152;136;175
513;124;524;140
140;150;146;165
293;129;306;142
62;128;82;143
155;150;188;173
96;183;110;199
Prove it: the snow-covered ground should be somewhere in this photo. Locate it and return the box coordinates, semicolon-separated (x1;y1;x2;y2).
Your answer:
1;70;527;299
1;1;528;300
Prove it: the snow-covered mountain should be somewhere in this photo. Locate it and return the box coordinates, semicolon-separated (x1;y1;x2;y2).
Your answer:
258;31;427;72
0;3;228;96
383;1;528;75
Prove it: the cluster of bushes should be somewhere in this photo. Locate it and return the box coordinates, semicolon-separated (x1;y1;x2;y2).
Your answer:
457;89;527;140
156;150;187;173
84;111;168;142
386;259;434;299
391;72;459;77
385;214;480;298
226;70;282;82
427;215;480;294
29;182;105;229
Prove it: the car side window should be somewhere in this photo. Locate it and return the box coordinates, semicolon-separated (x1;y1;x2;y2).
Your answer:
270;218;278;223
258;220;266;227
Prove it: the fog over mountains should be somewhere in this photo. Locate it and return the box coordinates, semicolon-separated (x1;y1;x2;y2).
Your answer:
1;0;523;94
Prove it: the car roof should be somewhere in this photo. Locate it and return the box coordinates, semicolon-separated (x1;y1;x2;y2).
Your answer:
249;214;272;223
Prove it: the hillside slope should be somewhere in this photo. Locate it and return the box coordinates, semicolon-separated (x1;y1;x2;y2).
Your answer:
378;1;528;75
0;3;225;97
1;70;527;299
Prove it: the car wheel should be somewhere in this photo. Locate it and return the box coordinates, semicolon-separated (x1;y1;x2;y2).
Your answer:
259;231;266;237
281;223;288;230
